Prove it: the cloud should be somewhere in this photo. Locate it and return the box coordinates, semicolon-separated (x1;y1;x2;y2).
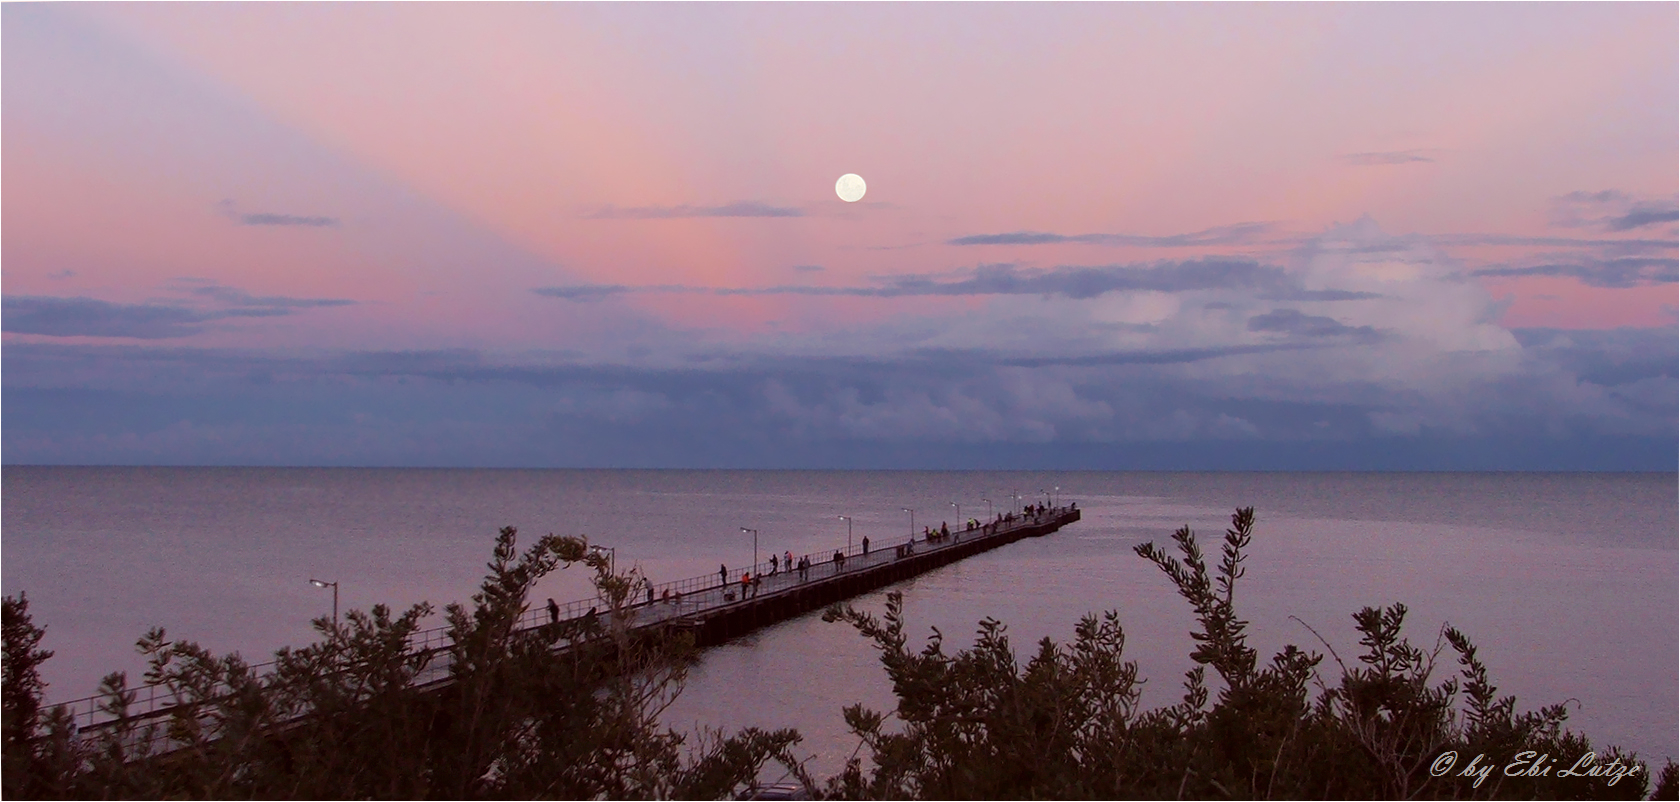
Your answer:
48;270;76;280
791;264;825;273
1549;190;1679;233
216;199;339;227
531;284;633;302
188;284;358;309
1430;233;1677;250
882;260;1281;298
988;342;1324;367
1471;257;1678;288
2;296;219;339
2;284;356;339
5;324;1673;469
1247;308;1382;341
586;201;802;219
1609;206;1679;232
947;222;1273;247
1342;150;1435;165
531;259;1383;303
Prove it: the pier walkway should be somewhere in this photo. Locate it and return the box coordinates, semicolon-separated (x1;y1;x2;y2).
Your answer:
53;504;1081;746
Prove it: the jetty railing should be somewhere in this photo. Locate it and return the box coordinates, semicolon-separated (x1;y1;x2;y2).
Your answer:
49;505;1079;741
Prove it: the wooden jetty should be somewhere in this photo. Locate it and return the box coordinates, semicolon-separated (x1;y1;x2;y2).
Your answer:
54;504;1082;748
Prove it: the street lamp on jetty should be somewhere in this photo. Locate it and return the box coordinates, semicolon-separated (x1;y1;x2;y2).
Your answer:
589;544;616;574
740;528;759;571
838;515;853;554
903;508;915;538
982;497;993;520
950;501;961;525
308;579;339;627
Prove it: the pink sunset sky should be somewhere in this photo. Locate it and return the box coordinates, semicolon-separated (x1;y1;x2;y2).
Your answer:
3;3;1675;468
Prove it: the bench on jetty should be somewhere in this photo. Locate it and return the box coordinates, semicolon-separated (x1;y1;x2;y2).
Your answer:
52;504;1082;751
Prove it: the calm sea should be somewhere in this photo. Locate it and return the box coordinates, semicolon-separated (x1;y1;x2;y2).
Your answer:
3;468;1674;775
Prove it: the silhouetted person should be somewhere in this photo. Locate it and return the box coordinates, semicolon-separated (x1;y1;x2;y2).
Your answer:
720;564;728;587
862;536;870;555
547;597;560;625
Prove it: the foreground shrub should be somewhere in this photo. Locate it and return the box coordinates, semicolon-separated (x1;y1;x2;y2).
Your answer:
3;527;802;799
824;508;1664;800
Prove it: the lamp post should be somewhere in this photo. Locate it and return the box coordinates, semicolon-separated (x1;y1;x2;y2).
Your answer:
982;497;993;520
838;516;852;554
308;579;338;626
1054;486;1061;507
902;508;915;538
950;501;961;525
740;528;758;571
589;544;616;574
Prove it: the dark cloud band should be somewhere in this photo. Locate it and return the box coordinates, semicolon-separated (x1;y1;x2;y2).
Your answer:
1471;258;1678;288
3;286;356;339
947;222;1273;248
532;259;1382;303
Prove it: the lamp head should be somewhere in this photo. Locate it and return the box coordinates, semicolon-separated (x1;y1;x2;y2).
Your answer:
309;579;331;588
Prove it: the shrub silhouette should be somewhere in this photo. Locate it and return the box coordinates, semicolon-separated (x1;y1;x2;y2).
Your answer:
2;527;802;799
823;508;1661;800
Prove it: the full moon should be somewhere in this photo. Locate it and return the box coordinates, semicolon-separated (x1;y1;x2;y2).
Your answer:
835;173;866;203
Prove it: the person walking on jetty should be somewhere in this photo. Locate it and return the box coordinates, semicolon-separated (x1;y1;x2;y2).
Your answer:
547;597;560;625
862;536;870;555
785;551;793;571
720;564;728;587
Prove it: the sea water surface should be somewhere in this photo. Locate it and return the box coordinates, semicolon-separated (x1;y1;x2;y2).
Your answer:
3;468;1674;776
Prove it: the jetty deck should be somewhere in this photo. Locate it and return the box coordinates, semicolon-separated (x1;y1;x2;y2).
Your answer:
55;504;1081;745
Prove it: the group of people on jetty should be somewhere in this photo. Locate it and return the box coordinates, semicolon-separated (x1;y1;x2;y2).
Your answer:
541;501;1074;619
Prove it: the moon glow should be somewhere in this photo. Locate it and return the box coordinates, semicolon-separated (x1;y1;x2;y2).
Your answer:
835;173;866;202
